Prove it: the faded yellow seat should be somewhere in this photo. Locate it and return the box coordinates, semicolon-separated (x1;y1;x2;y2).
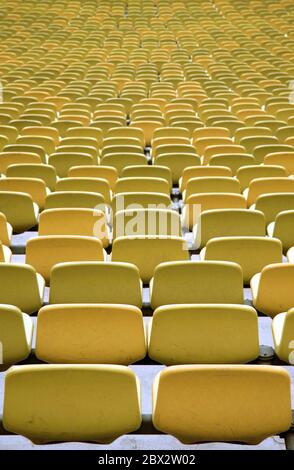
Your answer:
201;236;282;284
0;177;48;209
182;193;247;230
245;177;294;207
3;365;141;444
264;152;294;175
6;164;57;191
183;176;240;202
113;208;181;239
236;165;287;191
0;152;42;174
112;192;171;213
0;192;38;233
148;304;259;365
48;152;94;177
112;236;189;283
56;177;112;204
36;304;146;365
254;193;294;224
272;308;294;364
26;236;106;285
49;262;142;307
39;209;109;248
193;209;266;250
68;165;118;191
0;264;44;314
179;166;232;192
152;365;291;444
45;191;105;210
251;263;294;317
268;210;294;254
0;304;33;365
121;165;172;190
150;261;243;309
0;211;12;246
115;177;170;195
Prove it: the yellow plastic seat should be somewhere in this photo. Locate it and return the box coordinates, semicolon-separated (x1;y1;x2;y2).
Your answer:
150;261;243;309
148;304;259;365
48;152;95;177
239;136;279;154
264;152;294;175
203;144;246;165
49;261;142;307
194;209;266;250
26;236;106;285
113;208;181;239
68;165;118;191
115;177;170;196
112;192;171;213
0;304;33;365
3;364;141;444
152;365;291;444
101;153;147;175
251;263;294;317
16;135;56;156
20;126;59;145
154;152;201;184
272;307;294;364
255;193;294;224
39;208;109;248
182;193;247;230
45;191;105;210
36;304;146;365
0;192;38;232
179;166;232;192
245;177;294;207
121;165;172;190
268;210;294;254
112;236;189;283
0;211;12;246
0;264;44;314
253;144;294;165
56;177;111;204
183;177;240;202
0;177;48;210
0;151;42;173
209;154;255;175
236;165;287;191
6;163;57;191
201;237;282;284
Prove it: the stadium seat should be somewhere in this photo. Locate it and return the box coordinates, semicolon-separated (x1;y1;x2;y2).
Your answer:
148;304;259;365
150;261;243;309
268;210;294;254
0;264;44;314
112;236;189;283
0;192;38;232
152;365;291;444
200;237;282;284
3;365;141;444
49;262;142;307
0;304;33;365
251;264;294;317
26;236;106;285
272;307;294;364
36;304;146;365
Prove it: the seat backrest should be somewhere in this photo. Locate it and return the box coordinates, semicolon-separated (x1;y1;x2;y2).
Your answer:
236;165;287;191
202;236;282;284
182;193;247;230
148;304;259;365
194;209;266;249
0;263;43;314
115;177;170;195
0;304;33;365
273;210;294;253
26;236;105;285
3;364;141;444
6;164;57;191
255;193;294;224
185;177;240;200
112;236;189;283
247;177;294;206
56;177;111;204
49;261;142;306
150;260;244;308
0;191;37;232
36;304;146;365
152;365;291;444
45;191;105;210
